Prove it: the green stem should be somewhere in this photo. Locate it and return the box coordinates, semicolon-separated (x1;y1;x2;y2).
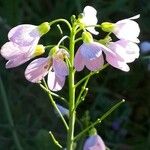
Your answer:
67;25;76;150
0;76;23;150
75;63;109;88
49;131;63;148
49;19;72;32
74;99;125;141
39;84;68;105
39;84;69;130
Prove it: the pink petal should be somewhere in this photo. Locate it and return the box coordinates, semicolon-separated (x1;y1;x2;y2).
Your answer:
25;57;50;83
53;58;68;76
74;50;85;71
114;20;140;43
85;55;104;71
1;42;33;68
79;42;102;60
83;135;105;150
108;40;140;63
106;54;130;72
47;71;65;91
8;24;40;46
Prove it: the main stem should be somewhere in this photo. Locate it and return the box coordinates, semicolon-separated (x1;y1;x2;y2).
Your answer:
67;25;76;150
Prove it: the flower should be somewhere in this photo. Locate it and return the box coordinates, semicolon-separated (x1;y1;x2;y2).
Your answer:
113;15;140;43
104;39;140;71
0;22;50;68
25;48;69;91
8;22;50;46
74;42;104;71
1;42;45;68
79;6;98;35
83;135;106;150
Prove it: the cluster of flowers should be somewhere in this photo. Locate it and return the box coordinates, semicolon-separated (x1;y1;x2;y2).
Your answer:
0;6;140;93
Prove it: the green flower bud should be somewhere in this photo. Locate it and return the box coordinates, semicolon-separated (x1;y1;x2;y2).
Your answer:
89;128;97;136
49;46;59;56
82;31;93;43
38;22;50;35
101;22;115;32
71;15;76;24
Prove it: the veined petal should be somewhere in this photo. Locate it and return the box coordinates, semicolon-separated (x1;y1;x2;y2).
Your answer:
25;57;50;83
83;135;106;150
82;6;98;35
47;71;65;91
1;42;33;68
53;58;68;76
74;50;85;71
114;17;140;43
85;54;104;71
8;24;40;46
79;42;102;60
106;54;130;72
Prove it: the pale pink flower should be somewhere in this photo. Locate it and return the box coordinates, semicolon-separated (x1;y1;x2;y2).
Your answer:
81;6;98;35
83;135;106;150
74;42;104;71
105;40;140;71
0;42;45;68
25;49;69;91
8;24;41;46
113;15;140;43
1;23;49;68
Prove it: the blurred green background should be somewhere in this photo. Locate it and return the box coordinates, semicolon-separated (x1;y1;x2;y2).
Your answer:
0;0;150;150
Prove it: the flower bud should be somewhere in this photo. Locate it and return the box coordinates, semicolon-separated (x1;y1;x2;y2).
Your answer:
83;134;106;150
82;31;93;43
101;22;115;32
38;22;50;35
33;44;45;57
49;46;59;56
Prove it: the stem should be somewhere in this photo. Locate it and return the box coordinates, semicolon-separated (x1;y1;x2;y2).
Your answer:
67;25;76;150
49;19;72;32
39;84;69;130
39;84;68;105
74;99;125;141
49;131;62;148
0;76;23;150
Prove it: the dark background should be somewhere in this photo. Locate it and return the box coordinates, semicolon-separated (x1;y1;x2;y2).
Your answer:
0;0;150;150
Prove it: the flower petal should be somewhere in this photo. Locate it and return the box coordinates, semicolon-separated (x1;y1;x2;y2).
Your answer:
74;49;85;71
106;53;130;72
83;135;105;150
83;6;98;35
25;57;50;83
8;24;40;46
79;42;102;60
85;54;104;71
1;42;33;68
53;58;68;76
47;71;65;91
114;19;140;43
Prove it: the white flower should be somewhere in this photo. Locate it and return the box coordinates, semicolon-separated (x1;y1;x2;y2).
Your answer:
81;6;98;35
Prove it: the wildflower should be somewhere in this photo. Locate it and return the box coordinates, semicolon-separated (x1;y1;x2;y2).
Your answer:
79;6;98;35
101;15;140;43
1;22;50;68
105;40;140;71
25;48;69;91
8;22;50;46
1;42;45;68
83;135;106;150
74;32;113;71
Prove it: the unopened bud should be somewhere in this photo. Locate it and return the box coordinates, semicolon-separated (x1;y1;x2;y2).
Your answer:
101;22;115;32
38;22;50;35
